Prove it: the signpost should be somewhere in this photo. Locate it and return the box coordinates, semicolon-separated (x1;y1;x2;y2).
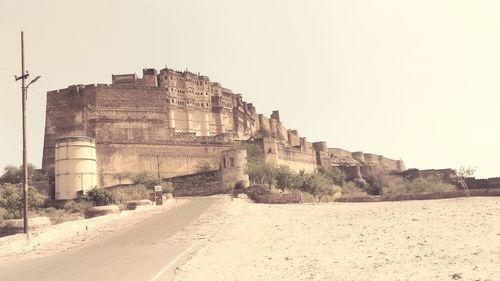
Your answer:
154;185;163;205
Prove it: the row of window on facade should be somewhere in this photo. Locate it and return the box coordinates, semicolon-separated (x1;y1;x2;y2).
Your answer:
164;75;209;85
166;98;210;107
164;84;222;95
167;87;214;97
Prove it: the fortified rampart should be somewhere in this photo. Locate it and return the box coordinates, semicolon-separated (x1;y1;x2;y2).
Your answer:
96;142;232;187
402;168;458;184
167;149;249;196
42;67;405;196
464;177;500;189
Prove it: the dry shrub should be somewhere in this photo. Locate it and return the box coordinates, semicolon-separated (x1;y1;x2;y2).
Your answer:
0;207;6;223
300;191;317;203
64;200;93;213
36;207;82;224
246;185;302;204
85;188;115;206
109;184;149;209
340;182;367;199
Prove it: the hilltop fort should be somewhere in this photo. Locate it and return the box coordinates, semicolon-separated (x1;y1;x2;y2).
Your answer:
42;67;406;199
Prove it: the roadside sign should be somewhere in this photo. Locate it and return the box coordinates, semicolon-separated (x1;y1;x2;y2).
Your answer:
154;185;162;192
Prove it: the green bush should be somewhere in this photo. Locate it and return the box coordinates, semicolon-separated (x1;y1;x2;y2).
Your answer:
85;187;115;206
0;184;45;219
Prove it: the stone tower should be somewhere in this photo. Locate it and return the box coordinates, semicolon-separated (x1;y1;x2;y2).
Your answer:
220;149;250;188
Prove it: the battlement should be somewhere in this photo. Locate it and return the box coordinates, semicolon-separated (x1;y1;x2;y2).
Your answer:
47;83;162;95
465;177;500;189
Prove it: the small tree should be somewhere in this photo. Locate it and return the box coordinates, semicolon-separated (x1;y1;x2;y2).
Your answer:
317;166;345;186
364;166;386;195
301;173;339;202
0;164;46;185
0;166;20;184
457;166;476;196
458;166;476;178
275;165;298;191
247;160;276;187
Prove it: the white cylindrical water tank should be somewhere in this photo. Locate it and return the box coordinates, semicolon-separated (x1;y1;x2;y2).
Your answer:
55;136;97;200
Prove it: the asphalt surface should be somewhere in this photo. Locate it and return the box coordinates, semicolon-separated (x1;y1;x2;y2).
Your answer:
0;197;218;281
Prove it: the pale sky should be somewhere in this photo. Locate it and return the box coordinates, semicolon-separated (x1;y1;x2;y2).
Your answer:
0;0;499;178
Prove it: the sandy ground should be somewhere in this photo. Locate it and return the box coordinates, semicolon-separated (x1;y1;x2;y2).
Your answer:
174;196;500;281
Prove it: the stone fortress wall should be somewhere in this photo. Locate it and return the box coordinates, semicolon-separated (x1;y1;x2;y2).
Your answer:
42;67;405;191
167;149;250;196
465;177;500;189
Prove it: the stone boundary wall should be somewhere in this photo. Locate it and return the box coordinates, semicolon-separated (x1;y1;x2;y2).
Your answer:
465;177;500;189
97;142;232;187
335;188;500;202
168;170;230;196
402;168;459;185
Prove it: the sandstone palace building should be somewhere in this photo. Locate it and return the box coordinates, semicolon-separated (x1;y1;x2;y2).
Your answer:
42;67;405;195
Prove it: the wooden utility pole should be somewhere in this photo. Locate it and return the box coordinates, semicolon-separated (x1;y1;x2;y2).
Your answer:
21;31;29;234
15;32;40;233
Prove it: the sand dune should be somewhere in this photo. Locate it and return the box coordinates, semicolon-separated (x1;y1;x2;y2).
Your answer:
175;197;500;281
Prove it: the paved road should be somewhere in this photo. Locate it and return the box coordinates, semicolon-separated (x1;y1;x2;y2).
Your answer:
0;197;218;281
